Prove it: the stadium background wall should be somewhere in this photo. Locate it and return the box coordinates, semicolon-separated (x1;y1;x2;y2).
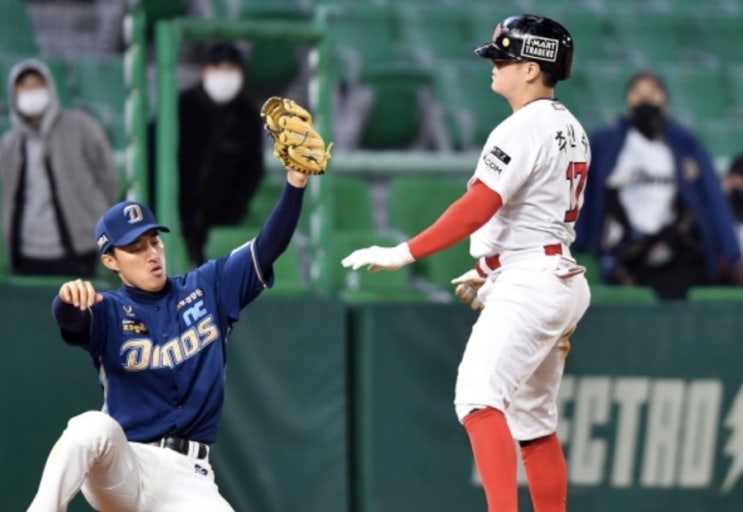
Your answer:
3;284;743;511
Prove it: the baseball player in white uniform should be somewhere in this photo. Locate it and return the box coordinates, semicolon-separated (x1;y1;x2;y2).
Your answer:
342;14;590;512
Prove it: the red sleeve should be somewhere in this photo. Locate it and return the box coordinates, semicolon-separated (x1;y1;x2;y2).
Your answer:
407;179;503;260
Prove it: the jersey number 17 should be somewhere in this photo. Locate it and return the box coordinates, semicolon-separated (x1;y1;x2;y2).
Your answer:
564;162;588;222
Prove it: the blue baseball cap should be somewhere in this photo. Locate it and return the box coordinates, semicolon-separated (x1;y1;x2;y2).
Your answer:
95;201;170;254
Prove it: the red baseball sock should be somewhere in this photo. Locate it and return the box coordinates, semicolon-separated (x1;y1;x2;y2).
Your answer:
520;433;567;512
463;407;517;512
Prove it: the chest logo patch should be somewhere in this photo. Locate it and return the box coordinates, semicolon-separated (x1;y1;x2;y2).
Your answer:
122;319;148;335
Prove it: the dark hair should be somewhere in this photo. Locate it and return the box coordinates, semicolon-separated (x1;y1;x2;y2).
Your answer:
624;71;668;99
542;71;558;89
203;42;243;66
14;68;45;86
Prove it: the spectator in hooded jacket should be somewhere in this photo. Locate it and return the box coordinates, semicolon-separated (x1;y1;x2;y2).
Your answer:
574;71;742;299
177;41;265;268
0;58;118;277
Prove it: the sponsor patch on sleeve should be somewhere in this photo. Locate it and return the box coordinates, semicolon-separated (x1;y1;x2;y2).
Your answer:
492;146;512;164
482;146;511;174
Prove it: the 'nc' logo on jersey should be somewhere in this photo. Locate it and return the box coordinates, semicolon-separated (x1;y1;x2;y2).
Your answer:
182;300;207;327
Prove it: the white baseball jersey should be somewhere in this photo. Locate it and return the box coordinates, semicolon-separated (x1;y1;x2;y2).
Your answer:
468;98;591;258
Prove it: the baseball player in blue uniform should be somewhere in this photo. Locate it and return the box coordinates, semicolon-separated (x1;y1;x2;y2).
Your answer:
27;168;312;511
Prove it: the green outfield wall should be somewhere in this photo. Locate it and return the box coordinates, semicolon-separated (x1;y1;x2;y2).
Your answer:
3;284;743;511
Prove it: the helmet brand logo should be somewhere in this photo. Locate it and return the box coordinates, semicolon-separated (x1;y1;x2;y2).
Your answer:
521;36;558;62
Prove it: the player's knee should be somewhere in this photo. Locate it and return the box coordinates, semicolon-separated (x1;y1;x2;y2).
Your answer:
456;404;506;424
66;411;125;444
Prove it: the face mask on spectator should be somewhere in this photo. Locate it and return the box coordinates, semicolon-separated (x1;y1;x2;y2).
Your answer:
630;102;665;140
17;87;51;117
203;70;243;104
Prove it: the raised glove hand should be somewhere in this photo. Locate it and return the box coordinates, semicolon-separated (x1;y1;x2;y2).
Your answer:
341;243;415;272
261;97;333;175
451;268;486;310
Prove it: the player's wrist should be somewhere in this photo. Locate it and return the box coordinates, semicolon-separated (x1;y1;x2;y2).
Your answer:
286;169;309;188
394;242;416;266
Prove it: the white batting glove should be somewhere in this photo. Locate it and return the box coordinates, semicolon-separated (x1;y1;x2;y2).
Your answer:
451;268;486;310
341;243;415;272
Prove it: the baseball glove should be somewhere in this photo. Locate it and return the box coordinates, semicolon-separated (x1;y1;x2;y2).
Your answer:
260;96;332;175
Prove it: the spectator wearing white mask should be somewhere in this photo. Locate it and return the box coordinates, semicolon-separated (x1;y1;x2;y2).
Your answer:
0;59;118;277
176;41;266;268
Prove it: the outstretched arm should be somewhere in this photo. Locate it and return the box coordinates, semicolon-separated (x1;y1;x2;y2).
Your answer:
342;179;503;271
251;170;307;272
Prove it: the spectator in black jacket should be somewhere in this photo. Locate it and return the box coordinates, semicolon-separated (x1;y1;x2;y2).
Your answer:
178;42;265;268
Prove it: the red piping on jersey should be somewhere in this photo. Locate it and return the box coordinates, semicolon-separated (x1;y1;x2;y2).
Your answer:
407;179;503;261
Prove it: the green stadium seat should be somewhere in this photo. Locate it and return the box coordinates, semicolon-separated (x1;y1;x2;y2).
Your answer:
433;60;512;149
687;286;743;302
580;60;641;126
71;56;127;113
658;62;729;122
333;176;375;231
394;5;471;64
694;13;743;65
332;230;429;302
320;4;401;79
241;180;284;228
245;176;374;235
387;175;465;235
724;63;743;117
205;225;257;261
387;175;469;288
589;284;658;305
554;68;594;125
697;119;743;161
556;10;619;63
463;2;533;44
205;227;310;295
417;240;472;291
611;11;697;64
0;1;39;55
238;5;312;89
270;240;312;296
359;64;433;149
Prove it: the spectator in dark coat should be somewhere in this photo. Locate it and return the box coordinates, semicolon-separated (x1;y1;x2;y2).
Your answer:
178;42;265;268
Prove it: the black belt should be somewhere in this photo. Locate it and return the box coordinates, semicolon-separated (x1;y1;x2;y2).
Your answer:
150;436;210;460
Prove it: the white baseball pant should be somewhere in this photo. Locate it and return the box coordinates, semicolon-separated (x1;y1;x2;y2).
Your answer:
27;411;233;512
454;251;590;441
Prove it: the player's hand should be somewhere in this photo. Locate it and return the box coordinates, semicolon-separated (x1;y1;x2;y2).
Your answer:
451;268;486;310
59;279;104;311
341;243;415;272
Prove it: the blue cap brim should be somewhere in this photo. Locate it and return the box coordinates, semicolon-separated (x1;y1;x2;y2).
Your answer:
112;224;170;248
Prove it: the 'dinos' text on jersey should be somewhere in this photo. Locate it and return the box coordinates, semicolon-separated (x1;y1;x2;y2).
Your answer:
119;300;219;371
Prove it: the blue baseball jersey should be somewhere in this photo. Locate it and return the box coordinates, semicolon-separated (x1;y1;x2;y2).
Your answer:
81;240;270;444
